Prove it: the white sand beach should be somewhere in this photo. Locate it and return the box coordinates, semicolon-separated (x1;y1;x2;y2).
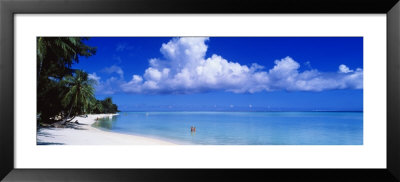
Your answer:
37;114;175;145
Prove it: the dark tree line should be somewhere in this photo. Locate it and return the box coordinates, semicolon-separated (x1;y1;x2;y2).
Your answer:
37;37;119;125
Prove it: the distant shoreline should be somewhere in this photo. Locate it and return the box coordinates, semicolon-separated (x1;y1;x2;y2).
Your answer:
118;110;364;113
37;114;176;145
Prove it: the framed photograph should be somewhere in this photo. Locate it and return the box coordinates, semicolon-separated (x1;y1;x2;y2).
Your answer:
1;0;400;181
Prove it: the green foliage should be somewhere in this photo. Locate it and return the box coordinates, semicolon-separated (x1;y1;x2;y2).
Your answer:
37;77;67;123
89;100;104;114
37;37;96;81
61;70;96;116
37;37;120;124
89;97;119;114
100;97;119;114
37;37;98;123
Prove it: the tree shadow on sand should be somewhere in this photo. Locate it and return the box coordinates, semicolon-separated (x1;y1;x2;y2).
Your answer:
37;142;64;145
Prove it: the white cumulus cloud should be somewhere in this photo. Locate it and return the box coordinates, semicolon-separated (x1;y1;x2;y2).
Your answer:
97;37;362;95
338;64;354;73
88;72;100;83
102;65;124;79
90;66;126;95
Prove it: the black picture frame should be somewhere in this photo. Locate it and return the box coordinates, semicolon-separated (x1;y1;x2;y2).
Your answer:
1;0;400;181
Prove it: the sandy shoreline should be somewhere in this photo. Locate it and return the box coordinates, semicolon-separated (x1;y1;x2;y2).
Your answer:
37;114;176;145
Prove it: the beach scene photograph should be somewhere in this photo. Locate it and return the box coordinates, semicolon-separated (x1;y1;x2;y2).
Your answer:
37;37;363;145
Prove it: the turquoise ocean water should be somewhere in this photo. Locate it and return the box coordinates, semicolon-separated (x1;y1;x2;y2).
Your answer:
93;111;363;145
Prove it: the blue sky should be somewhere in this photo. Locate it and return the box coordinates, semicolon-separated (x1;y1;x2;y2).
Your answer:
72;37;363;111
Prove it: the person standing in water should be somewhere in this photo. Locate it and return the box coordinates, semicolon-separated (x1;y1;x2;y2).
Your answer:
190;126;196;135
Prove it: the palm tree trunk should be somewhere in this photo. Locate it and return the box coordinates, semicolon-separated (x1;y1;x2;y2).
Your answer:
59;105;74;125
38;60;43;81
67;105;73;119
37;37;43;81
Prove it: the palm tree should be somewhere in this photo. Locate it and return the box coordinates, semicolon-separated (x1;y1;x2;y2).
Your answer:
89;100;104;114
61;70;96;123
37;37;96;81
101;97;119;113
37;37;96;123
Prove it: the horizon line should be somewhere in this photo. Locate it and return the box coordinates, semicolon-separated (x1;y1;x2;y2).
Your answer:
117;110;363;112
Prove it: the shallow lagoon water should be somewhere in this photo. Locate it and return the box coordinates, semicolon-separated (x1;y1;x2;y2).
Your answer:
93;111;363;145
